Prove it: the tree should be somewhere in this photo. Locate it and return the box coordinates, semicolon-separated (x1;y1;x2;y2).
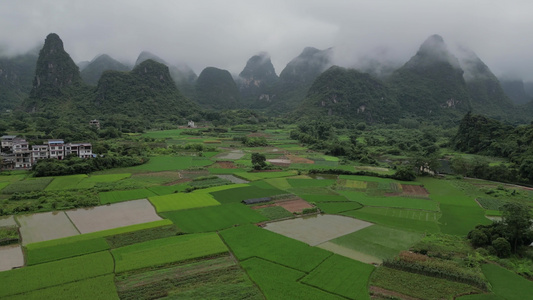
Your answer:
492;237;511;258
251;152;267;170
501;202;532;252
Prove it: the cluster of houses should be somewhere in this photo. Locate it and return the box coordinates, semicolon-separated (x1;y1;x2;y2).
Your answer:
0;135;93;169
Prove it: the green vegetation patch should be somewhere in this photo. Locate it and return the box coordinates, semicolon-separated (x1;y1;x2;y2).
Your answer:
287;178;336;188
131;156;212;172
211;185;286;204
241;257;343;300
420;178;490;235
161;203;267;233
330;225;423;260
112;232;228;273
147;184;189;195
149;192;220;212
339;190;439;211
85;173;131;183
99;188;158;204
298;194;347;203
115;256;262;300
0;226;19;245
371;267;481;299
220;224;331;272
25;219;173;250
234;171;296;181
316;202;363;214
142;129;184;138
1;177;53;194
302;254;374;300
44;174;88;191
343;207;441;233
105;224;179;248
256;206;294;220
476;198;507;211
0;181;9;191
3;274;119;300
25;237;110;265
482;263;533;300
264;177;292;190
0;251;114;298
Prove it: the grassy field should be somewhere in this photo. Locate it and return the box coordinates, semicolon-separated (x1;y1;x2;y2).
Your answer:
112;232;228;273
298;194;348;203
339;190;439;211
149;192;220;212
220;224;331;272
131;156;213;171
115;256;262;300
302;254;374;300
3;274;119;300
161;203;268;232
329;225;423;260
256;206;294;220
25;237;110;265
264;177;292;190
234;171;296;181
0;181;9;191
481;263;533;299
287;178;336;187
419;178;491;235
1;177;53;194
342;207;441;233
241;257;343;300
99;188;158;204
316;201;363;214
44;174;88;191
147;184;189;195
210;185;286;204
371;267;481;299
0;251;114;298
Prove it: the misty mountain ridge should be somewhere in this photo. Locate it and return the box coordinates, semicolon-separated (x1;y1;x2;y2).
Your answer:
499;79;532;105
81;54;130;85
0;51;37;110
195;67;241;110
237;52;278;102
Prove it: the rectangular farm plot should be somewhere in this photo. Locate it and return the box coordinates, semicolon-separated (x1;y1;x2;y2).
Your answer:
66;199;162;234
342;207;441;233
149;192;220;212
45;174;88;191
329;225;423;260
160;203;267;233
131;156;212;172
0;251;114;298
264;214;372;246
112;232;228;273
1;177;53;194
287;178;336;187
302;254;374;300
339;190;439;211
241;258;343;300
300;194;349;203
0;245;24;271
17;211;80;245
210;185;285;205
316;201;363;214
99;188;158;204
220;224;331;272
5;274;119;300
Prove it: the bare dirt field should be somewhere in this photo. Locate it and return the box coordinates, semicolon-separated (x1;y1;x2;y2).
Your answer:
267;158;291;167
264;214;373;246
400;184;429;197
216;150;244;160
66;199;162;234
212;161;238;169
287;154;314;164
17;211;80;245
0;245;24;271
276;198;314;213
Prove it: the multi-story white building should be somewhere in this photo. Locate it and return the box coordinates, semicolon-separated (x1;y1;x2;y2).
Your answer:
1;136;93;169
1;135;17;152
47;139;65;160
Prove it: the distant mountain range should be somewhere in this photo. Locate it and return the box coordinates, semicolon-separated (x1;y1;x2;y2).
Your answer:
2;33;532;125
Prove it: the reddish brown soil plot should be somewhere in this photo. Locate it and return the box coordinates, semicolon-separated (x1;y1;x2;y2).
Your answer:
276;198;314;213
287;154;314;164
401;184;429;197
212;161;237;169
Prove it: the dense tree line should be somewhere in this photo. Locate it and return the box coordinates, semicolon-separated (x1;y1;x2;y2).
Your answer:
32;155;148;177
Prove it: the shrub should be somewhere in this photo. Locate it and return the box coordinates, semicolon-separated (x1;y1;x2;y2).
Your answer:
492;238;511;258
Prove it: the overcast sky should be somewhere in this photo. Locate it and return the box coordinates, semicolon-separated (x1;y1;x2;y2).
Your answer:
1;0;532;80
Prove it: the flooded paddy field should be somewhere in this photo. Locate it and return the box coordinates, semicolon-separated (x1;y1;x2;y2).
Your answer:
264;214;372;246
66;199;162;234
0;245;24;271
17;211;80;245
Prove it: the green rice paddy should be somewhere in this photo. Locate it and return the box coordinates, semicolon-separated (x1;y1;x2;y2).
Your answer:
149;192;221;212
